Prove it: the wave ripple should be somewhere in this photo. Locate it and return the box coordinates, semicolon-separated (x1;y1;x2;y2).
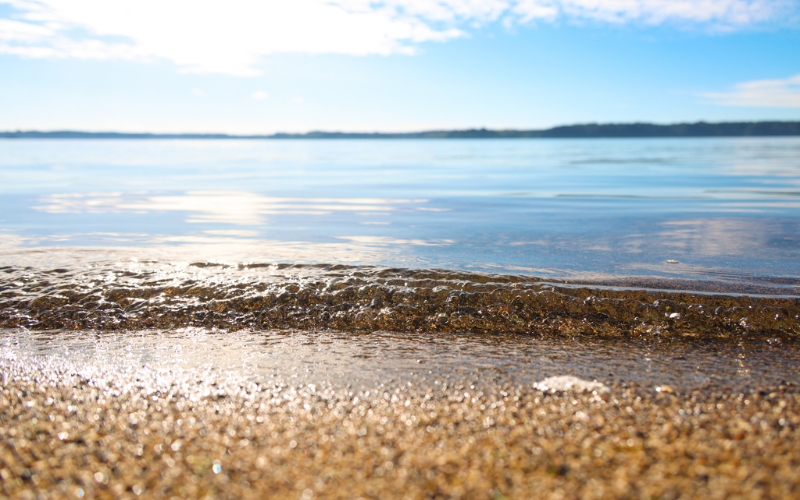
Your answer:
2;262;798;338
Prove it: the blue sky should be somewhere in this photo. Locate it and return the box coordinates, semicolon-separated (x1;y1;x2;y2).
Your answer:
1;0;799;133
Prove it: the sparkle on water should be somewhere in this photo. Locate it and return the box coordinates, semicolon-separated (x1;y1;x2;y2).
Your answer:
1;138;799;392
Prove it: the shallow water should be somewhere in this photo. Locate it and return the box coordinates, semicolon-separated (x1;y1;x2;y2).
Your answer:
1;138;799;287
1;138;800;391
2;327;798;395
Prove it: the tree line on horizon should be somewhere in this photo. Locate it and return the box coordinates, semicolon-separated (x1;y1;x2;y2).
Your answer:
3;121;800;139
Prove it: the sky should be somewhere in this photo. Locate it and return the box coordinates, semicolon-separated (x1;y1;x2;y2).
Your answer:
1;0;799;134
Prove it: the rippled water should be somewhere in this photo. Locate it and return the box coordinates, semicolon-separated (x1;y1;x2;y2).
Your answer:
2;327;798;394
2;138;800;287
1;138;799;389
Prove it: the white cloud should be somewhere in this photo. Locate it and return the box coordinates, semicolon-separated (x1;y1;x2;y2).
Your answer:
0;0;465;75
0;18;52;41
0;0;793;76
704;74;800;107
252;90;268;100
511;0;786;25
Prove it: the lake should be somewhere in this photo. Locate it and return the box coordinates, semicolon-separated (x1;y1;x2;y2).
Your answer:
1;137;799;392
1;137;799;292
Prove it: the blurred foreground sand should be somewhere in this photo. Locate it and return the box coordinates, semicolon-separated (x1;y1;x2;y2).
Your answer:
2;368;798;500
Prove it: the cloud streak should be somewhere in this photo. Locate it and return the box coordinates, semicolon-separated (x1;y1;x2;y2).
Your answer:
0;0;794;75
511;0;789;25
704;74;800;107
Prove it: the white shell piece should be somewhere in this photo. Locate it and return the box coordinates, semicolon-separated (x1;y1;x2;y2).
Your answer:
533;375;608;393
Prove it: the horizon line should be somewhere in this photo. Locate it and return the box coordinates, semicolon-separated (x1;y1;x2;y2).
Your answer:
3;120;800;139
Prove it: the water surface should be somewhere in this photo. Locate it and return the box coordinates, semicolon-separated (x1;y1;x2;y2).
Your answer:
2;138;800;391
1;138;799;290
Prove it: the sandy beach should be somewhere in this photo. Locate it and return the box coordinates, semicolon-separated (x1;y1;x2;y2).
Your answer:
2;358;799;500
2;259;799;499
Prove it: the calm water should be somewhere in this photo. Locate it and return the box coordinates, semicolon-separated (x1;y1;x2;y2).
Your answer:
1;138;799;290
2;138;800;391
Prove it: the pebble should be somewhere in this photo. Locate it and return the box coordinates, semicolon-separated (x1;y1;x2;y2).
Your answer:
1;368;799;499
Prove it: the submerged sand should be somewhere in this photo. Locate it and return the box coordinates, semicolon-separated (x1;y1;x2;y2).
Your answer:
2;366;798;500
2;260;799;499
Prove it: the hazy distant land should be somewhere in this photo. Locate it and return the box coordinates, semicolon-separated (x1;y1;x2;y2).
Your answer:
3;121;800;139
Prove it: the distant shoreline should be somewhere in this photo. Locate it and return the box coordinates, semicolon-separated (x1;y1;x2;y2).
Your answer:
3;120;800;139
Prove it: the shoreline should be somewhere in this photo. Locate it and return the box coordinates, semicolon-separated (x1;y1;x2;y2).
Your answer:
4;121;800;140
3;261;799;338
2;255;799;498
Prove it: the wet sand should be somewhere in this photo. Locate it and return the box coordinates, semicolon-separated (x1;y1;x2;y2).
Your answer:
2;261;800;499
2;353;800;499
